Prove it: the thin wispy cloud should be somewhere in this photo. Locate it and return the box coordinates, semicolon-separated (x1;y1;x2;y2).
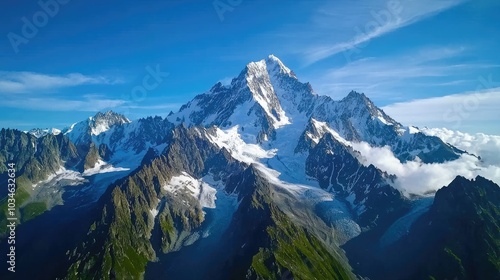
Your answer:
306;46;485;99
382;87;500;134
303;0;466;64
0;71;122;94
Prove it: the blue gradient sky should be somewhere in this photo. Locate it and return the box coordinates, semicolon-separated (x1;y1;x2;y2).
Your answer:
1;0;499;133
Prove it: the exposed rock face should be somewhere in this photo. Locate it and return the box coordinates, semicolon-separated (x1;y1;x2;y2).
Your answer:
0;128;80;182
396;176;500;280
345;176;500;280
64;111;131;145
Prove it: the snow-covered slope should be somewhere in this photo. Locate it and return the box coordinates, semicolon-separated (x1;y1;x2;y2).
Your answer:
163;172;218;209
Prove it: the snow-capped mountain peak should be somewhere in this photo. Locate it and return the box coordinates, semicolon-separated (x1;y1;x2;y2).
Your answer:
339;90;400;127
244;58;290;130
26;127;62;138
243;55;296;81
265;54;296;79
345;90;366;99
64;110;131;144
90;110;131;136
169;55;462;162
168;55;305;141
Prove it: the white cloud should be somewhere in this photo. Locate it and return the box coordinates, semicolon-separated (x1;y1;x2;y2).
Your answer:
0;96;126;112
351;141;500;195
0;71;121;94
382;87;500;134
303;0;466;64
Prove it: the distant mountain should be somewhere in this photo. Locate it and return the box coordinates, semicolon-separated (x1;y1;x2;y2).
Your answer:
63;112;173;170
0;128;81;226
26;128;62;138
63;110;131;145
0;129;79;181
169;55;462;163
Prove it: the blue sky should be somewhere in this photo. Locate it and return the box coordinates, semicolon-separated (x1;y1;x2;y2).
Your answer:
0;0;499;134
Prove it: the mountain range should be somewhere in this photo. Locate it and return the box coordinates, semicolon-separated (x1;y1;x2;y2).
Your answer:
0;55;498;280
